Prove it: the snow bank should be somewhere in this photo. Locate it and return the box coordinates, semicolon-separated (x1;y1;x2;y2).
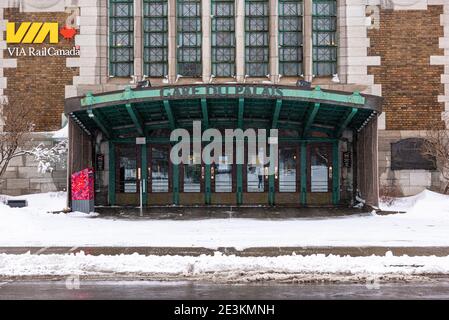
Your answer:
380;189;449;216
0;191;67;212
1;251;449;277
0;190;448;248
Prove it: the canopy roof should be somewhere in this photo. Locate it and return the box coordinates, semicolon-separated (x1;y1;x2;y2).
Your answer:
65;84;382;140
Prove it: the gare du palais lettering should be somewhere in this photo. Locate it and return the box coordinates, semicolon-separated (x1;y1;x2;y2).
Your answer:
159;86;284;99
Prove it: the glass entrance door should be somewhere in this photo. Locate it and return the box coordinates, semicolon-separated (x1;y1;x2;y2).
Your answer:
180;152;204;204
275;145;300;205
210;153;236;205
307;143;333;205
243;146;269;204
147;145;172;205
115;144;141;205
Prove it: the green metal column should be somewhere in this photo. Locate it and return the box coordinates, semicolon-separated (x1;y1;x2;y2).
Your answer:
202;98;211;205
173;164;179;205
205;164;211;204
237;98;244;205
237;164;243;205
300;142;307;205
108;141;116;206
141;144;148;206
332;140;340;205
269;172;275;206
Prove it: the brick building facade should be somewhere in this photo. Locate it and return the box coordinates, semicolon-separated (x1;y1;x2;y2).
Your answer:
0;0;448;204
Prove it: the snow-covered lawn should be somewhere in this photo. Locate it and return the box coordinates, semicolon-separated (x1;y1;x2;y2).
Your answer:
0;190;448;249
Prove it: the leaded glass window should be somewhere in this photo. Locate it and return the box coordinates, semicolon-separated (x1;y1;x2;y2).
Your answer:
312;0;337;76
110;0;134;77
279;0;303;76
245;0;269;77
144;0;168;77
177;0;202;77
211;0;236;77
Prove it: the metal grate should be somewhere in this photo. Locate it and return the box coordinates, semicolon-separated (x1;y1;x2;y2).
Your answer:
245;0;269;77
144;0;168;77
177;0;202;77
312;0;337;76
109;0;134;77
279;0;303;76
211;0;236;77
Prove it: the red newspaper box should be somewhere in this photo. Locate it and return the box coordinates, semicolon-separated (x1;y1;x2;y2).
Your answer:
71;168;94;213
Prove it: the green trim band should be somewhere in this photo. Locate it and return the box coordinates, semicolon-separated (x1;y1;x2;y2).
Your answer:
81;85;365;107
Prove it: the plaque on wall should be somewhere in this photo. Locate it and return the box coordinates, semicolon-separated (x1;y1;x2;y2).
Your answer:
343;152;352;168
391;138;436;170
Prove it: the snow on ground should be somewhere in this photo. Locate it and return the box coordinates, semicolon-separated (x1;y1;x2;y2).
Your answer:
0;190;448;249
0;251;448;278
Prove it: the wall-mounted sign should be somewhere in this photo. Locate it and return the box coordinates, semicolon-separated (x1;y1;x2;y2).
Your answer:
6;19;79;57
96;154;104;171
391;138;436;170
343;151;352;168
136;137;146;145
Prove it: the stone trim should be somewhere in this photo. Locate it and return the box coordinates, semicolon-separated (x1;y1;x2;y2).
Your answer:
202;0;211;83
0;2;18;132
429;0;449;126
339;0;380;93
235;0;245;82
66;0;108;98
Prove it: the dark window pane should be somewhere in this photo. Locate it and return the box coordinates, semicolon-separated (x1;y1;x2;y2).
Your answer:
312;0;337;76
110;0;134;77
279;0;303;76
245;0;269;76
144;0;168;77
212;0;235;77
177;0;202;76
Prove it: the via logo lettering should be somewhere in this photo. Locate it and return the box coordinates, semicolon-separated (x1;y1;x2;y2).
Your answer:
6;22;77;44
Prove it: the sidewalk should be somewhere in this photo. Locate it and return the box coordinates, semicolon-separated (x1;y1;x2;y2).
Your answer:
2;246;449;257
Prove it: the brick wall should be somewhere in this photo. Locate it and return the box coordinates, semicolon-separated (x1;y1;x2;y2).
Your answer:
368;6;445;130
3;8;79;131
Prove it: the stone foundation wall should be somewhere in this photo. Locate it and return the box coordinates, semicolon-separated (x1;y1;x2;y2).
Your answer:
378;131;443;197
0;133;67;196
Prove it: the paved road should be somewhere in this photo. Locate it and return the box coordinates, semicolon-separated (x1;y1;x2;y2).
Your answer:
1;280;449;299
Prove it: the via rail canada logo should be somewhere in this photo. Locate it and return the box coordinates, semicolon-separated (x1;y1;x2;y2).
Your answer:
6;22;77;44
6;20;79;57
